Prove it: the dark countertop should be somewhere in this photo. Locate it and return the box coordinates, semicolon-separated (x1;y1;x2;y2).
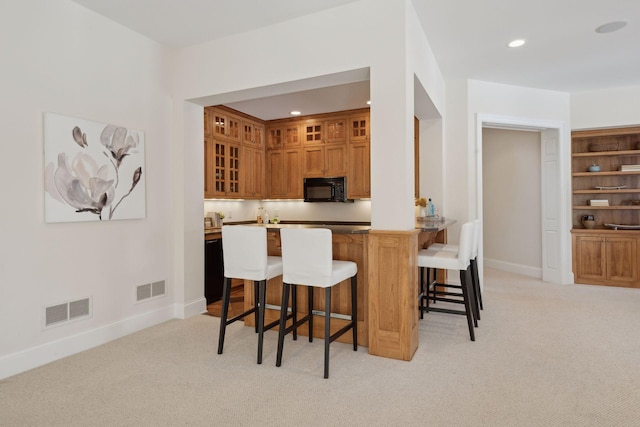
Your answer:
206;219;455;237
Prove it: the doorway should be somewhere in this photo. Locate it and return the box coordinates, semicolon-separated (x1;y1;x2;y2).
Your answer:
476;114;572;285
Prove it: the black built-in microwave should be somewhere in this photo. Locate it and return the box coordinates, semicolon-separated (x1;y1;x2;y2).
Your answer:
303;176;353;202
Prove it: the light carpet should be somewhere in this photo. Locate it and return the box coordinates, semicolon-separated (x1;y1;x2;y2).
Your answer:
1;268;640;426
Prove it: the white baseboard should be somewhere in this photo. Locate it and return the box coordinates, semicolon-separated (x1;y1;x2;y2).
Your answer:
484;258;542;279
175;297;208;319
0;305;177;380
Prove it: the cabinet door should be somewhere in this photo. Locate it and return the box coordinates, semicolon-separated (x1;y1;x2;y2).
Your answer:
606;237;638;282
266;150;284;198
348;141;370;198
204;108;212;138
267;127;283;149
349;115;369;142
267;148;302;198
284;124;301;147
284;148;303;198
242;121;265;146
242;146;264;199
303;146;325;177
227;143;241;196
574;235;606;282
212;112;241;142
204;137;215;198
303;121;323;144
324;144;347;176
325;117;347;144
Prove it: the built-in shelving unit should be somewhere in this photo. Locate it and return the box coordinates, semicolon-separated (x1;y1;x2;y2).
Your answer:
571;126;640;288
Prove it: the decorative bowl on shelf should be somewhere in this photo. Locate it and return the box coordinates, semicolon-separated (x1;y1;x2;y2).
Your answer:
588;164;601;172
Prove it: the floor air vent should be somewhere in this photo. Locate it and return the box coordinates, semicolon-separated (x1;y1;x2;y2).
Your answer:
137;280;166;302
45;298;91;327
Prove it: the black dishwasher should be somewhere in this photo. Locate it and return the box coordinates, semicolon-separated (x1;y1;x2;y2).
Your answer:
204;238;224;304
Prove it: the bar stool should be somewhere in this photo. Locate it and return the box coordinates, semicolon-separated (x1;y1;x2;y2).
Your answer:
218;225;287;364
276;228;357;379
422;219;482;318
418;221;476;341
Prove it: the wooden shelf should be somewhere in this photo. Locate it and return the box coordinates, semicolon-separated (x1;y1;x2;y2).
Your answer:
573;171;640;177
573;206;640;210
572;149;640;157
573;189;640;194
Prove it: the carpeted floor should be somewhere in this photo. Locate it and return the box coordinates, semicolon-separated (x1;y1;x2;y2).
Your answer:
1;268;640;426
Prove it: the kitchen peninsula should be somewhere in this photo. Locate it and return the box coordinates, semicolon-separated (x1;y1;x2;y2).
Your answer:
212;219;453;361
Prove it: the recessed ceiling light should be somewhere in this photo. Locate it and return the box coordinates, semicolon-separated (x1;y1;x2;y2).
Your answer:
507;39;526;48
290;111;301;116
595;21;627;34
366;100;371;105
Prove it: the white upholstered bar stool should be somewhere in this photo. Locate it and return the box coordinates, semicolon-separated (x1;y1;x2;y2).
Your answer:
276;228;357;379
422;219;482;319
218;225;284;364
418;221;476;341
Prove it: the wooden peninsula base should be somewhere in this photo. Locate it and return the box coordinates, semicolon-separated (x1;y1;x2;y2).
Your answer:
240;223;449;361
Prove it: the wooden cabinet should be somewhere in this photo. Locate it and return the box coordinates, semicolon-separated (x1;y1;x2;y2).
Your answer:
348;142;370;198
242;146;264;199
209;109;241;143
204;137;241;198
206;107;369;200
572;230;639;287
303;143;347;177
571;127;640;288
266;123;300;149
242;120;264;146
266;148;303;198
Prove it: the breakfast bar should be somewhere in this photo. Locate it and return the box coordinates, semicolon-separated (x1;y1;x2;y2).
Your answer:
233;219;453;361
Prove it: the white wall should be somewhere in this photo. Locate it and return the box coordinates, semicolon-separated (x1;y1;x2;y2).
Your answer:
0;0;174;379
571;85;640;129
482;129;542;277
171;0;445;316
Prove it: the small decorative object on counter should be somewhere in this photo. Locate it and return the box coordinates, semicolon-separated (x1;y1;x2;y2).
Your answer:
257;207;264;224
263;210;270;225
588;164;601;172
427;198;435;216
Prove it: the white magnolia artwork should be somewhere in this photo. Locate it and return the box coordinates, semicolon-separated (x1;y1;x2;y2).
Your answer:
44;113;146;223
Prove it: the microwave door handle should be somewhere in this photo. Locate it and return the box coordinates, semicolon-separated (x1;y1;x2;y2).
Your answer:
331;185;335;199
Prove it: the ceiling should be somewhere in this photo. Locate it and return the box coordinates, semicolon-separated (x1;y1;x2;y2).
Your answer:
72;0;640;119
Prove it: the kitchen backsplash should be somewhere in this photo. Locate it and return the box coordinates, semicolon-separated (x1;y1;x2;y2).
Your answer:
204;199;371;223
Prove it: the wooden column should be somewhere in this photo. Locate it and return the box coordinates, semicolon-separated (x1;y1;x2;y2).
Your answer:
367;229;420;361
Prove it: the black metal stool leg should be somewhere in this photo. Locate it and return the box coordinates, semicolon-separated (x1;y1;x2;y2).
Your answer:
351;275;358;351
276;282;291;367
324;287;331;379
292;284;298;340
217;277;232;354
257;280;266;364
253;281;259;333
460;269;475;341
308;286;314;342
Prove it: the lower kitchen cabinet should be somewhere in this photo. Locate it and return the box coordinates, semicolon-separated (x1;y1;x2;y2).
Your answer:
572;230;639;287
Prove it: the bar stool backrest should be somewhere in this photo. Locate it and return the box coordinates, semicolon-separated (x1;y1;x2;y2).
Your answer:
280;228;333;286
471;219;480;259
457;221;475;268
221;225;268;281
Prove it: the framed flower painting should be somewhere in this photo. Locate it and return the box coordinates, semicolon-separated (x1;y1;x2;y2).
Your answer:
44;113;146;223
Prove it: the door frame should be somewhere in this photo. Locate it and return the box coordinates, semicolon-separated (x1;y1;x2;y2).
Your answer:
476;114;574;285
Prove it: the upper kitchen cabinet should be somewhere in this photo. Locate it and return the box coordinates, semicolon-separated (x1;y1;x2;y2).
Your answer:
204;137;241;199
303;120;324;144
242;120;264;147
348;113;370;142
266;123;301;149
266;148;303;198
209;107;241;143
324;117;347;144
242;145;264;199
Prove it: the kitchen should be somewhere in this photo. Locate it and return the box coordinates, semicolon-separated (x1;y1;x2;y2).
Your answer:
202;94;451;360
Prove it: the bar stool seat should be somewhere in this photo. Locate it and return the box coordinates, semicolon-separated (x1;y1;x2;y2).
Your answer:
276;228;357;379
418;221;476;341
218;225;288;364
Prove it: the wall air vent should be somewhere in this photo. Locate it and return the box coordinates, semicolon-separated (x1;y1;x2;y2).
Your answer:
44;297;92;328
136;280;166;302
